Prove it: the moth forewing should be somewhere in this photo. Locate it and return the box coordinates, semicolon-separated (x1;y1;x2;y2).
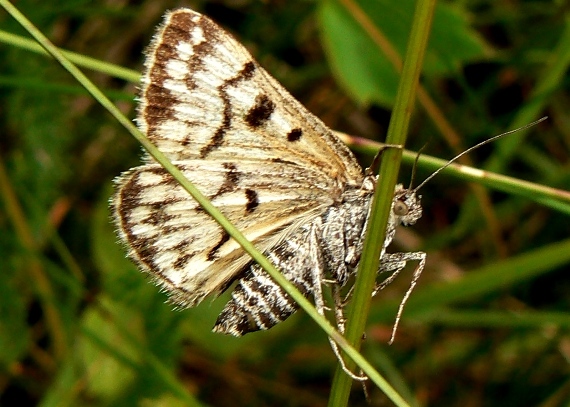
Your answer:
112;8;421;378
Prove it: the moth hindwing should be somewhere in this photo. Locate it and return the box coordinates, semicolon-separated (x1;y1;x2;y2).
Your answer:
112;8;424;352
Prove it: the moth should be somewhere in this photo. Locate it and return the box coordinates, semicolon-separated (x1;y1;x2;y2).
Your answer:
112;8;424;344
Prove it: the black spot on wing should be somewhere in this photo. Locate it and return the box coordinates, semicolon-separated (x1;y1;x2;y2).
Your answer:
245;94;275;127
245;189;259;214
287;128;302;142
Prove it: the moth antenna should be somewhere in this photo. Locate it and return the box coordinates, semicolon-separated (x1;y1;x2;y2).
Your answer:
408;140;430;190
413;117;547;192
365;143;404;177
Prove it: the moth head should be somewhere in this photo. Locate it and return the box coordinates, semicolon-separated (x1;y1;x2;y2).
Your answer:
393;184;422;226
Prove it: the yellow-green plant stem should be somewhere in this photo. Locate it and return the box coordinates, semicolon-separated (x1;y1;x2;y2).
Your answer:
338;134;570;212
328;0;436;406
0;29;140;82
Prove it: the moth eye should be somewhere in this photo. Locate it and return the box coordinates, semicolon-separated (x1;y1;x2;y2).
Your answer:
394;201;409;216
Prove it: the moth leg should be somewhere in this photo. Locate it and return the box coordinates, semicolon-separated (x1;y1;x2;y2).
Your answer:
372;251;426;344
364;143;404;176
337;283;356;308
324;283;368;381
303;226;363;379
316;274;367;381
308;224;327;318
332;284;347;333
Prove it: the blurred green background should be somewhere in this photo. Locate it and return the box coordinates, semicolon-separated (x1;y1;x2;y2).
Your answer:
1;0;569;406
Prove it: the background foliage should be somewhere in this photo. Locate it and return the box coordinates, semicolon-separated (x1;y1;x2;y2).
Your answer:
1;0;569;406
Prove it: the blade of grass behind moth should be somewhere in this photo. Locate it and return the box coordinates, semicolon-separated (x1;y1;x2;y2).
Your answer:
337;134;570;213
328;0;436;406
0;29;140;82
